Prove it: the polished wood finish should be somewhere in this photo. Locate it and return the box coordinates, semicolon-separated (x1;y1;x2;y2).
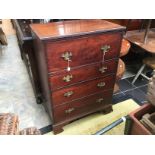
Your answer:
120;39;131;57
106;19;143;31
30;20;125;40
113;59;126;94
52;75;115;105
53;90;112;123
107;19;155;31
116;59;126;81
46;33;121;72
114;38;131;93
49;59;118;90
125;29;155;53
31;20;125;134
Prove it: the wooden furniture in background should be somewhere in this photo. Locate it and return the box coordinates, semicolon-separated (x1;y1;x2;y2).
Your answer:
126;71;155;135
120;39;131;57
12;19;44;103
30;20;125;134
127;103;153;135
125;29;155;54
107;19;155;32
114;39;131;93
125;28;155;84
114;59;125;93
116;59;126;81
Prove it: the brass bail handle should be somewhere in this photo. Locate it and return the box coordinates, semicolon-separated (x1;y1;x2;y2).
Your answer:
65;108;75;114
96;98;104;103
101;45;111;53
64;91;74;97
63;75;73;82
61;51;72;61
97;82;105;88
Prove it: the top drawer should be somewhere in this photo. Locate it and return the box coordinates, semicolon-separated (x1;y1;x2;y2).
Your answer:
45;32;122;73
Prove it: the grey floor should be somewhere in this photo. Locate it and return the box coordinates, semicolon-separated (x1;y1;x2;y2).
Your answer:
0;35;51;130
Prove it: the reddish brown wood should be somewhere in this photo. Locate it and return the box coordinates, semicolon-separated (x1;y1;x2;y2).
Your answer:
52;75;115;105
30;20;125;40
129;103;154;135
33;34;54;120
30;20;124;134
120;39;131;57
53;88;113;107
46;33;121;72
106;19;143;31
53;90;112;123
49;60;118;90
52;103;112;134
125;29;155;53
116;58;126;81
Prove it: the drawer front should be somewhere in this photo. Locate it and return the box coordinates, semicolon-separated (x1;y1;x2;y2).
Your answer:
49;59;118;90
52;75;115;105
53;90;112;123
46;32;122;72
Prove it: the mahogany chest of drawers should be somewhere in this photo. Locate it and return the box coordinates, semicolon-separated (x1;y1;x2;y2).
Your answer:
30;20;125;134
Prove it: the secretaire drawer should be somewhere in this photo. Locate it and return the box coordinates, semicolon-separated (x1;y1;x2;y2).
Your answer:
53;90;112;123
45;32;122;72
49;59;118;90
52;75;115;105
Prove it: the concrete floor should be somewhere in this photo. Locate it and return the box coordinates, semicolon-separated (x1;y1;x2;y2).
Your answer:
0;20;51;130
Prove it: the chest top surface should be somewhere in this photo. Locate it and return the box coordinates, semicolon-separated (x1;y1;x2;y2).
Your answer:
30;20;125;41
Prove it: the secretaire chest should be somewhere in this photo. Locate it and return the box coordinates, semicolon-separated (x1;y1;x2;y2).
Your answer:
30;20;125;134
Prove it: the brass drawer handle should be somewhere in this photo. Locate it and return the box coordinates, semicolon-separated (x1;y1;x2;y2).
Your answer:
61;51;72;61
96;98;104;103
97;82;105;88
101;45;111;53
64;91;74;97
99;66;107;73
63;75;73;82
65;108;75;114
